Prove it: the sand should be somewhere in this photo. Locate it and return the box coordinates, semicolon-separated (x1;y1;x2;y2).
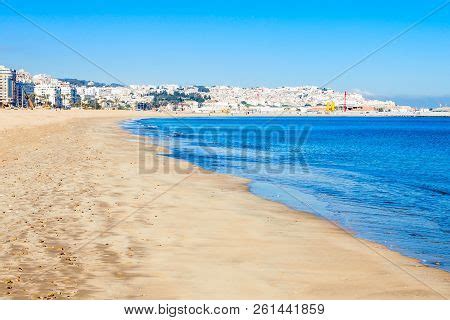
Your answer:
0;109;449;299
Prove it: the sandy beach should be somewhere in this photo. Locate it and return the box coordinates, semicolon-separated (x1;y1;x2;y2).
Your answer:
0;109;449;299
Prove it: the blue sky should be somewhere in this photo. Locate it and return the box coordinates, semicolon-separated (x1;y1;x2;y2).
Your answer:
0;0;449;103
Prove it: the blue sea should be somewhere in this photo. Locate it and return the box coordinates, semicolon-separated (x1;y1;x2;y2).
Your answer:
123;117;450;271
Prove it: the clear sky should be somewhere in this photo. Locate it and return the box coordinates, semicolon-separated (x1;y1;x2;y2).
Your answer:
0;0;449;101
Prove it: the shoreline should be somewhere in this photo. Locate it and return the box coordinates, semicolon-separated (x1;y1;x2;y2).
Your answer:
124;115;450;274
0;109;449;299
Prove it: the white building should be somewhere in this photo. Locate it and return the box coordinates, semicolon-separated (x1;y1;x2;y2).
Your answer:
0;65;17;107
16;69;33;83
59;82;79;108
160;84;179;94
32;74;54;85
34;84;62;108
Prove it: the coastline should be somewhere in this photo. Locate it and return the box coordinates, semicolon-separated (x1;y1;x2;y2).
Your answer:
0;109;449;299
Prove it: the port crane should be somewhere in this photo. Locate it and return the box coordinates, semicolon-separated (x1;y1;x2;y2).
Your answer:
326;91;348;113
343;91;347;112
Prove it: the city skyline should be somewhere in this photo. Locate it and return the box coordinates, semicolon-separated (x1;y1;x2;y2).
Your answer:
3;65;449;108
4;64;447;112
1;0;449;106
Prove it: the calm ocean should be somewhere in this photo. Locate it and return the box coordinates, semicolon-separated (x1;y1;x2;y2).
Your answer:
123;117;450;271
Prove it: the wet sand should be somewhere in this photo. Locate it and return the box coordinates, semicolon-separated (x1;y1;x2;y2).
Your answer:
0;109;449;299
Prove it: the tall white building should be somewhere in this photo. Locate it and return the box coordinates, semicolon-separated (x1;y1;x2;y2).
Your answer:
59;82;79;108
0;65;17;107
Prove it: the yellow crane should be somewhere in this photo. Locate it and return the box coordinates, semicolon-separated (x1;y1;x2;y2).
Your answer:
326;101;335;112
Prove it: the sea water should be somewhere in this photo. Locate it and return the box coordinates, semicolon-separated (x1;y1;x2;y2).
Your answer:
123;116;450;271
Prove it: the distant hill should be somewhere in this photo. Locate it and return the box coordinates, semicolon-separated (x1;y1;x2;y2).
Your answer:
59;78;125;88
370;95;450;108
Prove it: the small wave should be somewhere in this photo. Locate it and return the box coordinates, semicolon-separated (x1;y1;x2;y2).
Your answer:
419;185;449;196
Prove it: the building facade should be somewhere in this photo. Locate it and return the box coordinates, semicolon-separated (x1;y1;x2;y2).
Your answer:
16;69;33;83
59;82;79;108
0;65;17;107
34;84;62;108
16;82;35;108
